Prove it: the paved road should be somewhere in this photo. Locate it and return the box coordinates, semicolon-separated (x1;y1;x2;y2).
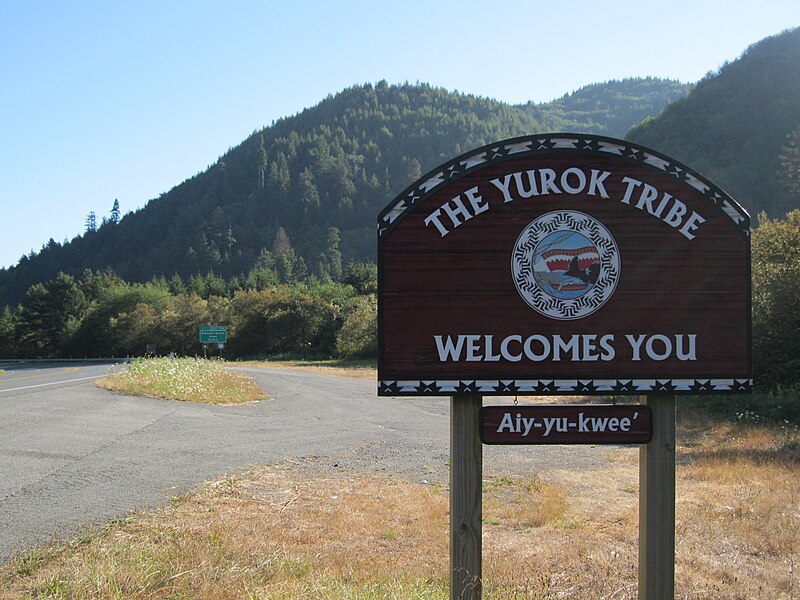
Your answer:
0;361;614;561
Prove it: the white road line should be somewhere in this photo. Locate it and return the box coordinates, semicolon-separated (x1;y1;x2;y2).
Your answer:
0;374;103;393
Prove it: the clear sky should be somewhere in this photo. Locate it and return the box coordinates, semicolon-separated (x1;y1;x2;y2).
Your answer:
1;1;798;270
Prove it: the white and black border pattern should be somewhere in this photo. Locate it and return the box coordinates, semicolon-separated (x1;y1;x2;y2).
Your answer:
377;134;751;239
378;378;753;396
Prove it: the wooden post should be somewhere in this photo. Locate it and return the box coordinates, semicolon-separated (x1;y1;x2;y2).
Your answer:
638;393;676;600
450;394;483;599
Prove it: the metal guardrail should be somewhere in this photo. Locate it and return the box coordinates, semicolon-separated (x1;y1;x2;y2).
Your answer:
0;357;130;364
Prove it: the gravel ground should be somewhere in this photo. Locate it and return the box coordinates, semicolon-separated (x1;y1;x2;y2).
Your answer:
0;363;621;561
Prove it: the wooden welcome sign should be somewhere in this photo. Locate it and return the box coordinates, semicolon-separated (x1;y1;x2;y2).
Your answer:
378;134;751;395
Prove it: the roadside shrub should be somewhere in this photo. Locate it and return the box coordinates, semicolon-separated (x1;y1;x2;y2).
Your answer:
336;295;377;359
751;210;800;386
230;286;338;358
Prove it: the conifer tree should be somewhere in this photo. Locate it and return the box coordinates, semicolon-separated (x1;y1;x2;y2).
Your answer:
85;211;97;232
0;305;16;357
110;199;121;224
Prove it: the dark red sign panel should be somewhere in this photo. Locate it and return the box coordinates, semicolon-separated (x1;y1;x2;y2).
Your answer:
378;134;751;396
480;405;653;445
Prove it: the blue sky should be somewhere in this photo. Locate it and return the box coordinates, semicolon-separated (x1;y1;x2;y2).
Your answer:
1;1;799;270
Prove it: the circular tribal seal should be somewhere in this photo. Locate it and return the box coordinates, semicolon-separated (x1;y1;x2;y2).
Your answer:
512;210;620;320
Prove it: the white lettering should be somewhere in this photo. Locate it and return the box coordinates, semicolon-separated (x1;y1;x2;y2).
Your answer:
490;174;515;203
524;335;551;361
620;178;704;238
560;167;587;194
425;190;486;237
620;176;642;205
645;334;672;361
553;334;580;361
500;335;523;362
653;192;672;218
512;171;540;198
588;169;611;198
521;417;535;436
464;186;489;216
484;335;501;362
578;412;590;432
635;183;660;214
497;412;515;433
424;208;449;236
582;334;599;361
539;169;561;195
626;334;646;361
676;334;697;361
441;195;473;229
434;335;464;361
433;333;695;363
679;211;706;240
625;333;698;361
599;334;616;361
465;335;483;361
663;199;688;228
429;169;705;239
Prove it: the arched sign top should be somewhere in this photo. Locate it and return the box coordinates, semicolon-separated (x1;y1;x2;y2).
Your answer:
378;133;751;396
378;133;750;240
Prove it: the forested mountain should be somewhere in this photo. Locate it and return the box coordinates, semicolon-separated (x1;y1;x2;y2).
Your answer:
627;27;800;220
518;77;689;137
0;78;688;306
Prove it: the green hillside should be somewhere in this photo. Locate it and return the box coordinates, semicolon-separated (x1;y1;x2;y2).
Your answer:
626;27;800;220
519;77;689;137
0;78;687;306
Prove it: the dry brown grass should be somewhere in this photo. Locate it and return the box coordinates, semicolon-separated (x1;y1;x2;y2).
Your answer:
1;421;798;599
0;467;452;599
235;359;377;381
674;422;800;599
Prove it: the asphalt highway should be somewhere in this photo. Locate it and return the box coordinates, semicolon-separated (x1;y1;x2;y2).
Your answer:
0;361;616;561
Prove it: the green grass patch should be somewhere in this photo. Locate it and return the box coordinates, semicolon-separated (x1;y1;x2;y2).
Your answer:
97;357;266;404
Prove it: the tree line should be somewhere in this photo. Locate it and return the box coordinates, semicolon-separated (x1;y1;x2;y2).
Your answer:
2;209;800;391
0;249;377;362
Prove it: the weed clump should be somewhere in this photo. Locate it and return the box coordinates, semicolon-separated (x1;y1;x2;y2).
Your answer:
97;357;266;404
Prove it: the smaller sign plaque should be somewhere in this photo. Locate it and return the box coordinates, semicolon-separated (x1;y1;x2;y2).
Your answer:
199;325;228;344
480;405;652;445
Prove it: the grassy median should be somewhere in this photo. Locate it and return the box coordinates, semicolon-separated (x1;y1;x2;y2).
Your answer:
97;357;266;404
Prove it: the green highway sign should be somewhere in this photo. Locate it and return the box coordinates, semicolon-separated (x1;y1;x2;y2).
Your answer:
199;325;227;344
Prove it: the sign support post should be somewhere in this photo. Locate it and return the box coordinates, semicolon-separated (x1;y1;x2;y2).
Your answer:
638;393;676;600
450;394;482;599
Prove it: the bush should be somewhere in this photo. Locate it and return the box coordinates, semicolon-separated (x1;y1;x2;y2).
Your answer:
230;286;338;358
336;295;377;359
752;210;800;386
